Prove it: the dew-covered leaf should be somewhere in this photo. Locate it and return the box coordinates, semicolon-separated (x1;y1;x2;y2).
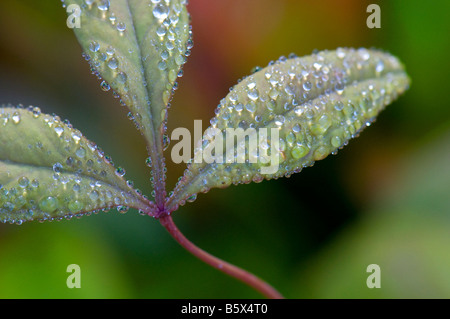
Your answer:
0;106;153;224
63;0;192;200
167;48;410;211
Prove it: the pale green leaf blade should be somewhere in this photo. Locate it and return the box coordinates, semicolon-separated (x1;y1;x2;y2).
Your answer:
63;0;191;198
167;48;410;211
0;106;153;224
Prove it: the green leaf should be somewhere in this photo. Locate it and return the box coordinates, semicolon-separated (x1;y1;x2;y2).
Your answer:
0;106;153;224
63;0;192;198
167;48;410;211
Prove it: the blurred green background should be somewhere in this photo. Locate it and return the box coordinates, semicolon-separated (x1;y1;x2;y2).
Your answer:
0;0;449;298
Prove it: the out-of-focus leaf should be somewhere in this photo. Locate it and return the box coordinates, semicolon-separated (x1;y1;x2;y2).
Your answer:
294;127;450;298
294;210;450;298
373;126;450;215
0;225;133;298
63;0;192;200
0;106;153;224
167;48;410;211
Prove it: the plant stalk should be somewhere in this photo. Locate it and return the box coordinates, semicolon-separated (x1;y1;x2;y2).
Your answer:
159;214;284;299
145;142;166;211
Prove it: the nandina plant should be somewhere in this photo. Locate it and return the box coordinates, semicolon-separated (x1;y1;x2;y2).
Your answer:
0;0;409;298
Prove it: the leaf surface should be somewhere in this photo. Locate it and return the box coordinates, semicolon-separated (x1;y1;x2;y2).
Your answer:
167;48;410;211
0;106;153;224
64;0;191;203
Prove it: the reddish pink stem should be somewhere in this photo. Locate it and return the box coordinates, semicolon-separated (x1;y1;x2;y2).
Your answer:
159;214;284;299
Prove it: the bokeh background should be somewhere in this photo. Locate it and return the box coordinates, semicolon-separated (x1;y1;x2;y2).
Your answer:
0;0;449;298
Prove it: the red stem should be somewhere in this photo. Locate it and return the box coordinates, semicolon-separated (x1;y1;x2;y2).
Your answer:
159;214;284;299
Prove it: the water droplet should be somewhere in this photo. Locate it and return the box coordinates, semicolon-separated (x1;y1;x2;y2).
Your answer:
156;25;167;37
158;61;167;70
335;82;344;95
303;81;312;91
145;157;152;168
109;13;117;25
163;134;170;151
100;81;110;91
89;190;99;201
334;101;344;111
117;205;129;214
116;71;127;84
238;120;249;130
31;179;39;188
286;132;296;145
175;54;186;66
32;106;41;118
187;194;197;203
161;50;169;60
247;89;259;101
247;82;256;90
314;146;328;161
97;0;110;11
153;4;169;21
245;102;256;113
291;145;309;160
269;88;279;100
116;22;126;32
71;131;82;143
53;163;63;173
68;200;83;213
89;41;100;53
11;112;20;124
358;48;370;61
115;167;126;177
210;117;218;126
294;106;304;116
292;123;301;133
376;60;384;74
318;114;331;128
76;147;86;158
108;57;119;70
138;210;147;216
360;97;370;110
106;46;115;56
331;135;342;148
336;48;346;59
274;115;285;126
186;39;194;50
39;196;58;213
54;125;64;137
18;176;29;188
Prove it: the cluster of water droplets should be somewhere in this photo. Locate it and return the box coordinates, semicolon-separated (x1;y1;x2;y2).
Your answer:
0;106;149;224
147;0;192;141
168;48;410;209
60;1;194;207
64;0;192;144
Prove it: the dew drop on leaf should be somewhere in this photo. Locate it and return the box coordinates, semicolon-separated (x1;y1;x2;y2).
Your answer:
18;177;30;188
97;0;110;11
108;57;119;70
100;81;111;91
153;4;169;21
89;41;100;53
52;162;63;173
116;22;126;32
115;167;126;177
39;196;58;213
303;81;312;91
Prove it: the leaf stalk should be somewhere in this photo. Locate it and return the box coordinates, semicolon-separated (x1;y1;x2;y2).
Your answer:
159;213;284;299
